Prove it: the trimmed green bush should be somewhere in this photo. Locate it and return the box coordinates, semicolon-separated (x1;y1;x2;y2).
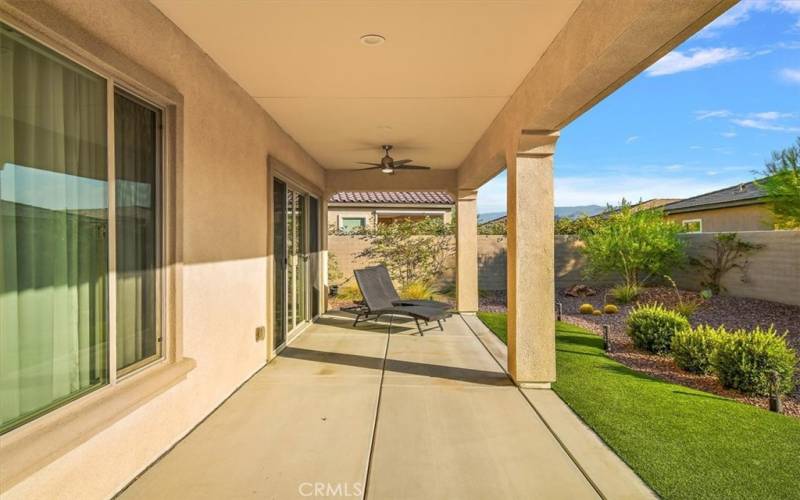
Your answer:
627;303;690;354
579;304;594;314
603;304;619;314
671;325;723;374
713;326;797;395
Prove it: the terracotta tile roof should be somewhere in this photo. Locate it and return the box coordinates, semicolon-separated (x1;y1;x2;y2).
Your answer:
329;191;454;205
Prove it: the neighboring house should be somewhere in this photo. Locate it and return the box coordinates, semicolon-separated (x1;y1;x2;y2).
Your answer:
596;198;681;217
663;181;773;232
328;191;454;231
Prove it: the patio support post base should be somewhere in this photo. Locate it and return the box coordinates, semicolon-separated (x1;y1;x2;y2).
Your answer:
456;189;479;313
506;131;559;386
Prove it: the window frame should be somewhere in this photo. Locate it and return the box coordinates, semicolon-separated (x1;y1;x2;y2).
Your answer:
111;87;166;380
681;218;703;233
0;18;173;432
339;216;367;231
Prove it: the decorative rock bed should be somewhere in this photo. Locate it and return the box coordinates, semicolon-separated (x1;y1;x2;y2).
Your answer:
479;287;800;417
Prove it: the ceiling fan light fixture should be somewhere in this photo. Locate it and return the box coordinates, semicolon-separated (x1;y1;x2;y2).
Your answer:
360;34;385;46
381;166;394;174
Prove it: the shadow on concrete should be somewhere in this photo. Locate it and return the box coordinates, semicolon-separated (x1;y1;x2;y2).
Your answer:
280;346;512;387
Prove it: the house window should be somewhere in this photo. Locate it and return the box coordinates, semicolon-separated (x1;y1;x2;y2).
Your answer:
681;219;702;233
340;217;366;232
0;23;164;433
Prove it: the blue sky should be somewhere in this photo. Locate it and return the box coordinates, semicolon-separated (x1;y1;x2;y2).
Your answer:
478;0;800;213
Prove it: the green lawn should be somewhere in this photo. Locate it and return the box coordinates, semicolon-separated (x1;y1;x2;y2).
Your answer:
477;312;800;500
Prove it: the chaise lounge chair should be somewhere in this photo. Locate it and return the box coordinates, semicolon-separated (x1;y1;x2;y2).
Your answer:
369;265;452;310
352;267;449;335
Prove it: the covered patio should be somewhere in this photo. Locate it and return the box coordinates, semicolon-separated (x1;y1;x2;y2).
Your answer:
0;1;735;498
119;313;652;499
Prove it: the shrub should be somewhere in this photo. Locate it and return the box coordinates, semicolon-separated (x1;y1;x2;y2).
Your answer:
674;301;702;320
671;325;723;374
627;303;691;354
713;326;797;395
689;233;763;294
603;304;619;314
351;216;454;287
400;280;437;300
610;284;640;304
592;310;602;316
580;203;686;288
579;304;594;314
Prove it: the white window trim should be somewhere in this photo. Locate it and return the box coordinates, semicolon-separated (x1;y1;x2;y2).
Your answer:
339;216;367;230
681;218;703;233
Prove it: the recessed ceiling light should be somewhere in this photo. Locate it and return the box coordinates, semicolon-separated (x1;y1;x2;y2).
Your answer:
360;34;385;46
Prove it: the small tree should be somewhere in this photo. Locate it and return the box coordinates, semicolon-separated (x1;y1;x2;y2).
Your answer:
757;137;800;229
690;233;763;294
580;204;685;287
353;217;454;287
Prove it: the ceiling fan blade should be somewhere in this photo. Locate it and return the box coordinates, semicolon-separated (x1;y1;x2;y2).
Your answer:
392;159;413;166
356;165;383;171
395;165;431;170
356;162;381;166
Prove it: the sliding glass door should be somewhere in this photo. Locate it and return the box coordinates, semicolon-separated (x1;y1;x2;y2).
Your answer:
272;180;320;350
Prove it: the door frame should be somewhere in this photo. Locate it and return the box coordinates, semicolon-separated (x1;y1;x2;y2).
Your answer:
266;157;324;360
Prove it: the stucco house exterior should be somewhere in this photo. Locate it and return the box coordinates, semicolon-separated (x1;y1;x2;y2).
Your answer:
663;180;773;232
328;191;454;231
0;1;737;498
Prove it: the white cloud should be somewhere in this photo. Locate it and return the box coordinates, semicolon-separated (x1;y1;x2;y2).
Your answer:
731;118;800;132
647;48;745;76
625;135;639;144
699;0;800;37
695;109;732;120
721;131;737;138
780;68;800;83
665;164;684;171
749;111;795;120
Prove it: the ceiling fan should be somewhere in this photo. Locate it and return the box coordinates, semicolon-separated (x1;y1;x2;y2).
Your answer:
355;145;431;174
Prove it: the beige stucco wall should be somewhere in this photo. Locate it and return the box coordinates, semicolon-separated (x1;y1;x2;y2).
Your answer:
665;204;773;232
1;1;324;499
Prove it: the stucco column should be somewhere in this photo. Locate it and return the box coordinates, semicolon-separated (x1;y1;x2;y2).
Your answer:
456;189;479;313
506;138;557;387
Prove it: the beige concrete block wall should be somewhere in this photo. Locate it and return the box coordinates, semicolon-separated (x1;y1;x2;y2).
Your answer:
2;1;324;498
672;231;800;306
331;232;799;306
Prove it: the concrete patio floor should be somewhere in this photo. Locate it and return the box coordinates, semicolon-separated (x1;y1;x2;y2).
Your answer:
119;313;654;499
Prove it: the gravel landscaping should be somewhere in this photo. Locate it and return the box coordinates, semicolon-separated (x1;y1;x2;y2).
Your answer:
478;287;800;417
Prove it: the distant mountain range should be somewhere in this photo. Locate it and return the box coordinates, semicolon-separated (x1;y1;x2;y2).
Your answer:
477;205;604;223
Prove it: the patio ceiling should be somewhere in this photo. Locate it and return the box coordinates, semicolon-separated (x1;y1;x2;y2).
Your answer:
151;0;582;171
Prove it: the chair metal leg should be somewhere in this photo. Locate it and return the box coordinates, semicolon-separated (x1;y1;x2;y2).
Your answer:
437;320;443;331
353;313;362;327
414;317;424;336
